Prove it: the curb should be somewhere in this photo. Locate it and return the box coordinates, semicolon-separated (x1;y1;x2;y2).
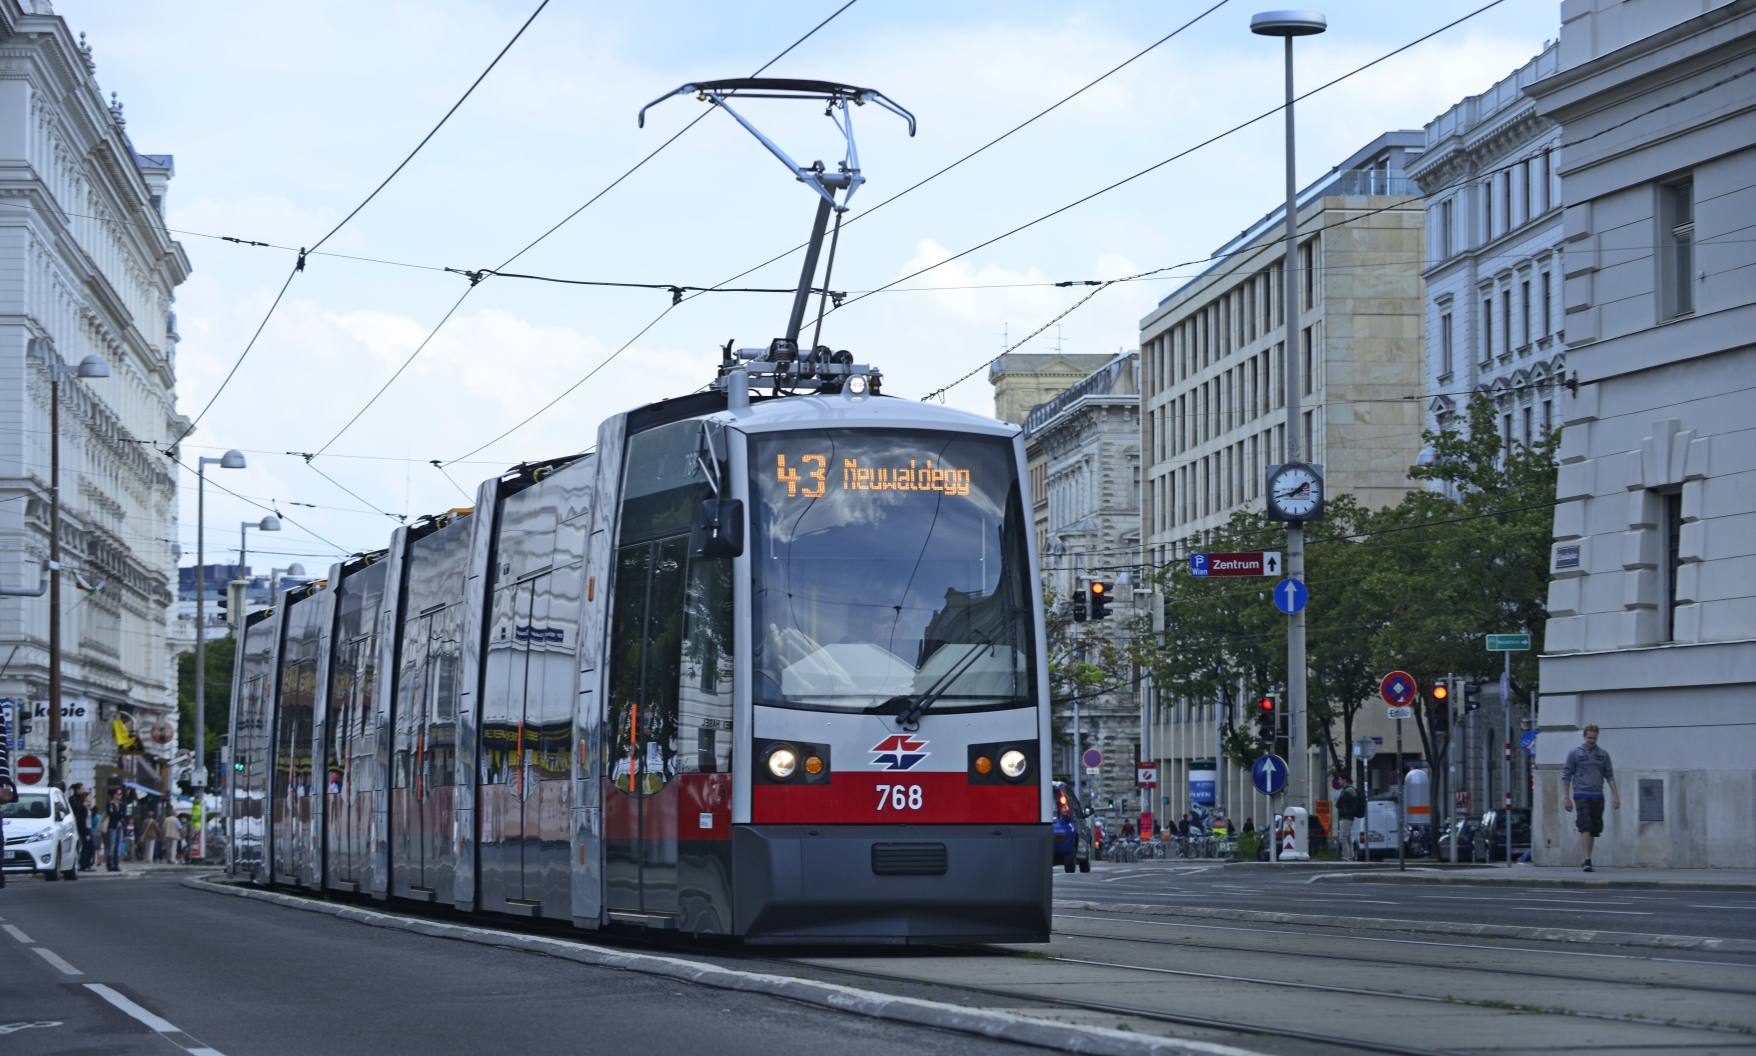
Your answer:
1052;899;1756;953
183;877;1262;1056
1308;869;1756;893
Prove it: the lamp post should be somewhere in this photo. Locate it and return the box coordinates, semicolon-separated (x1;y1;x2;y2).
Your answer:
46;348;108;786
193;450;245;800
234;515;281;628
1252;9;1325;819
269;563;306;600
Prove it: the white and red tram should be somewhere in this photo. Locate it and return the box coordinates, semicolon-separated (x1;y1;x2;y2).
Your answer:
225;78;1053;941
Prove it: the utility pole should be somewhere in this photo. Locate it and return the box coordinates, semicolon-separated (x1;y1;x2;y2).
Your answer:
1253;10;1326;817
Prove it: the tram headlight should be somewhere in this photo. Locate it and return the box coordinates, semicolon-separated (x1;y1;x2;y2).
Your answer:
766;747;798;780
999;749;1029;780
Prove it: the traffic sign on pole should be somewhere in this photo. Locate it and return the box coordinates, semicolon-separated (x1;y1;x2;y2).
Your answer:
1485;633;1531;651
1136;762;1158;788
1082;748;1103;769
15;753;45;785
1190;552;1283;577
1272;578;1307;614
1251;753;1288;796
1379;670;1417;706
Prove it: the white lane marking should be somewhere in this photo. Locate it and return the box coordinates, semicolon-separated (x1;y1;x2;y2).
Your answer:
1418;894;1635;905
1689;904;1756;910
2;923;33;943
1512;907;1652;915
0;1021;64;1035
32;947;83;975
84;984;227;1056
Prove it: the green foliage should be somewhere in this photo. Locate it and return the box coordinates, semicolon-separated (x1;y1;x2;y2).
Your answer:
1043;585;1135;748
177;635;234;755
1134;392;1557;774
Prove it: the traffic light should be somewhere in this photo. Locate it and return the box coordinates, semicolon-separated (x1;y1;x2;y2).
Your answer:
224;580;247;630
1253;695;1276;739
1089;582;1113;620
1429;682;1450;733
1462;681;1482;711
1071;589;1088;622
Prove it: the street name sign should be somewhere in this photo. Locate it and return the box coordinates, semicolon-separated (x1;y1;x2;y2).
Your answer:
1251;753;1289;796
1387;705;1413;720
1485;633;1531;651
1273;578;1308;614
1379;670;1417;706
1190;551;1282;577
1137;761;1158;788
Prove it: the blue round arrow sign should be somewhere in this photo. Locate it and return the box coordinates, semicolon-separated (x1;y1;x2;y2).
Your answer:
1273;578;1308;614
1251;753;1288;796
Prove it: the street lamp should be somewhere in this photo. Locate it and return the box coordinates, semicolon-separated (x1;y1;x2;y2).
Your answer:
45;347;108;785
1253;9;1325;843
269;563;306;600
193;449;245;801
233;515;281;628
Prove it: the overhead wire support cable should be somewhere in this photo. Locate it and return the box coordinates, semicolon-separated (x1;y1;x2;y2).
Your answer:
316;0;864;461
307;0;552;254
832;0;1510;319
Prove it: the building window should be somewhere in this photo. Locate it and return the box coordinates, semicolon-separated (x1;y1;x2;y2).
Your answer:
1537;150;1551;213
1502;413;1513;458
1302;411;1313;460
1481;298;1493;362
1521;406;1533;447
1541;272;1552;336
1519;161;1531;227
1245;281;1256;343
1301;240;1315;310
1274;260;1285;326
1133;466;1141;511
1542;399;1553;431
1663;490;1683;641
1273;342;1284;408
1440;312;1454;375
1300;326;1313;396
1439;199;1453;259
1502;289;1512;357
1519;281;1530;348
1248;434;1260;499
1664;179;1695;318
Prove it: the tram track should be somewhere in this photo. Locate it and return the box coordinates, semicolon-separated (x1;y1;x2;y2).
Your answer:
198;877;1756;1056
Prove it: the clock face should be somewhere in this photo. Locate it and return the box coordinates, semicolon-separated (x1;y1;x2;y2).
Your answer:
1270;465;1322;519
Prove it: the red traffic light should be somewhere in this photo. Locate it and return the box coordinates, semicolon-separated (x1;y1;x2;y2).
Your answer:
1256;696;1274;711
1431;684;1450;701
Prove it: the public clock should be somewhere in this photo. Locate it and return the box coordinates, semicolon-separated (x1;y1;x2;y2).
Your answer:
1265;463;1325;522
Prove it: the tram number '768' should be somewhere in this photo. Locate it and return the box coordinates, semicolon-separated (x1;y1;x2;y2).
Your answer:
876;784;924;811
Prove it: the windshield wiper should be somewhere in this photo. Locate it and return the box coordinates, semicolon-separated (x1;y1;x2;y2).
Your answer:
889;606;1026;731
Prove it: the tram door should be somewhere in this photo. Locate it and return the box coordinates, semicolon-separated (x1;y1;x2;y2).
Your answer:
392;609;459;898
604;536;689;917
480;571;575;914
273;599;322;884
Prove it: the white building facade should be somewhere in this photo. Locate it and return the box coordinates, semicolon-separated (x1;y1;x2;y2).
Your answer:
1528;0;1756;868
0;4;190;793
1408;43;1567;464
1022;352;1141;817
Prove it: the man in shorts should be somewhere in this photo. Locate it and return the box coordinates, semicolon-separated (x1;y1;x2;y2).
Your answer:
1562;723;1619;871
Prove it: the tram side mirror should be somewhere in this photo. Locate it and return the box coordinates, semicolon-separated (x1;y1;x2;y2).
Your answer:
692;498;744;559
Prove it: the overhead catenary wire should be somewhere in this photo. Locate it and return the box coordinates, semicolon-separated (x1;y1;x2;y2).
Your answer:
314;0;865;465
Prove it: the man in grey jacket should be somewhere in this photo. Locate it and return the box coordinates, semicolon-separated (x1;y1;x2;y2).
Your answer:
1562;724;1619;871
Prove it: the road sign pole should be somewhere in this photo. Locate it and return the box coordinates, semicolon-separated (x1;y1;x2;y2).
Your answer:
1504;648;1512;869
1072;692;1082;811
1396;716;1405;872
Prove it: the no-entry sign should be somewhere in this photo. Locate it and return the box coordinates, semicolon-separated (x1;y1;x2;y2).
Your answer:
15;754;45;785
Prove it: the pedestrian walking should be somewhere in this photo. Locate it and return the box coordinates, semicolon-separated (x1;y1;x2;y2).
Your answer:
163;811;183;864
139;813;162;864
1562;723;1620;872
1335;777;1363;862
70;782;91;873
104;789;126;870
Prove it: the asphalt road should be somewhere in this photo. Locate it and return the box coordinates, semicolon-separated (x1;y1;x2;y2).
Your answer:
0;872;1039;1056
1053;862;1756;940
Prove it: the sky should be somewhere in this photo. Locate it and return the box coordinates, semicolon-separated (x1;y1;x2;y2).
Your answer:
65;0;1560;570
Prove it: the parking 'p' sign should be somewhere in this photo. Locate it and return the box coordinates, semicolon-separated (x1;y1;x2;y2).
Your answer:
1379;670;1417;707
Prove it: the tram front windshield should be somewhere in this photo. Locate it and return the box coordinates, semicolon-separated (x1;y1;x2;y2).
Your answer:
750;428;1036;713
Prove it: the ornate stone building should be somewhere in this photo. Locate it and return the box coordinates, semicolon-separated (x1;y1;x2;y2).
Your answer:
0;3;190;794
1020;353;1140;818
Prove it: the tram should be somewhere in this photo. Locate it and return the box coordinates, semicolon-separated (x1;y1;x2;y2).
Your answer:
225;79;1053;943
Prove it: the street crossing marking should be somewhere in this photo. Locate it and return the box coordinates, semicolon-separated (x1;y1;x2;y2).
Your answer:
84;984;227;1056
32;947;83;975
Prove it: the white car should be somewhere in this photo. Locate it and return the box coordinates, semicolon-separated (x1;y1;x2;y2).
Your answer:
2;786;80;880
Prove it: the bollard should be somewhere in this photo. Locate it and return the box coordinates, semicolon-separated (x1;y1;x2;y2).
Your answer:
1280;806;1309;861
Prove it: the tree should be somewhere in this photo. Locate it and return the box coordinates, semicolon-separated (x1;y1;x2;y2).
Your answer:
177;636;234;756
1043;585;1134;757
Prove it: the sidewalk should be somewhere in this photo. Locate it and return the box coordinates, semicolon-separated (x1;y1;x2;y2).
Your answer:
1311;865;1756;892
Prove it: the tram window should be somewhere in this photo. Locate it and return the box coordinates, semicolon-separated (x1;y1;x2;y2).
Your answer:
750;429;1036;714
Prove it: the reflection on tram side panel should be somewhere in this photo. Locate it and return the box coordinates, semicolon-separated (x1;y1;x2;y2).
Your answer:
225;386;1053;943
